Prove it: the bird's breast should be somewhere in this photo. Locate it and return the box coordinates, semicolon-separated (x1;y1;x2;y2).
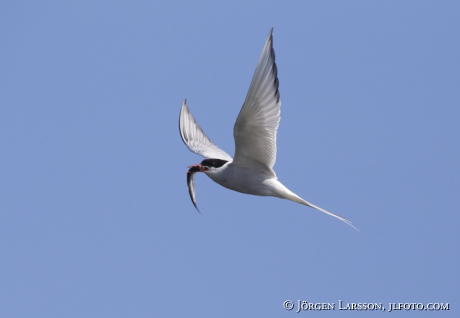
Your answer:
204;163;275;196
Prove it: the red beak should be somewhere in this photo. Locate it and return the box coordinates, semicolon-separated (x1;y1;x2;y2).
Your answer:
187;164;208;174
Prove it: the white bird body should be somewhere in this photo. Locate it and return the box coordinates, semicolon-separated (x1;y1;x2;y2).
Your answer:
180;29;356;229
204;162;275;196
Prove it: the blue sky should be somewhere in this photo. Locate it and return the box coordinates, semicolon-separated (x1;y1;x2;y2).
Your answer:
1;1;459;317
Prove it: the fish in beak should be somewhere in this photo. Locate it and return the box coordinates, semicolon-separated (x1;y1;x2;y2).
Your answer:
186;164;208;213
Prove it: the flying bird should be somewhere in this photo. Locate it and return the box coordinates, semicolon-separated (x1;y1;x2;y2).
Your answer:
179;29;356;229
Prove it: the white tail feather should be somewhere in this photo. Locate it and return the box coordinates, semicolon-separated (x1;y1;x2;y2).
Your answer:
277;187;358;231
297;197;358;231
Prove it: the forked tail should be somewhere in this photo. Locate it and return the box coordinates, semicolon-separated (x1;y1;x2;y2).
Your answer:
282;190;358;231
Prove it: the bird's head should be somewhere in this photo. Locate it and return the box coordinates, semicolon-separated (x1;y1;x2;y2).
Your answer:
187;158;229;174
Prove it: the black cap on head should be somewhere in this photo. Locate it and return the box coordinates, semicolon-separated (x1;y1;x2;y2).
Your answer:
200;158;228;169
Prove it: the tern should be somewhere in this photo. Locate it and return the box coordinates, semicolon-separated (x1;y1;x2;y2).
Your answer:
179;29;356;229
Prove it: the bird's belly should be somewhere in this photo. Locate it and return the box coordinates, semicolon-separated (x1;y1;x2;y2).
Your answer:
205;165;275;196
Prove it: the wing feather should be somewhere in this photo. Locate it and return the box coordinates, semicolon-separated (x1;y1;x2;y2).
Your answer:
233;29;280;176
179;100;233;161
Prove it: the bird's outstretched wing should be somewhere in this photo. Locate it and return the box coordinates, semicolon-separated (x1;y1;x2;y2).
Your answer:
179;100;233;161
233;28;280;177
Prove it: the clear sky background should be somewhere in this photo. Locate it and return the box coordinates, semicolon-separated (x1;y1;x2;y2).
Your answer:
1;1;459;317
